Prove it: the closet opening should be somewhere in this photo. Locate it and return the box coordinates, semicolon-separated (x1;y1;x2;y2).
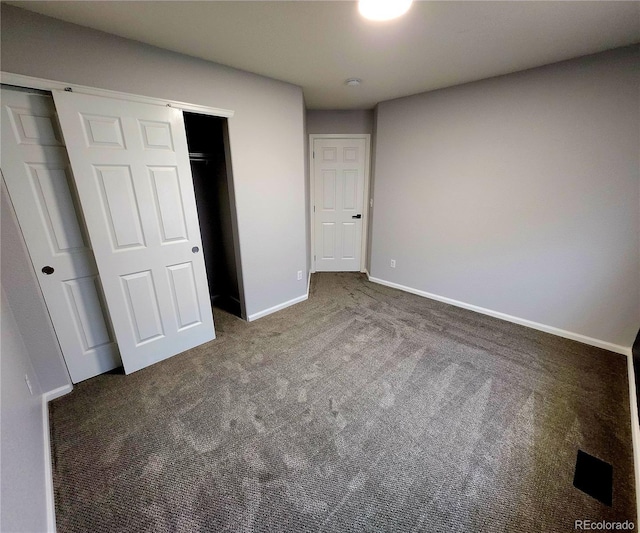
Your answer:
183;112;245;320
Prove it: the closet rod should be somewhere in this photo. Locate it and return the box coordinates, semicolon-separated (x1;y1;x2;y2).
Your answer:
189;152;218;160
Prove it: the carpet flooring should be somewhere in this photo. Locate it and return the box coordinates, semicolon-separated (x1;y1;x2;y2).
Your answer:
50;273;636;532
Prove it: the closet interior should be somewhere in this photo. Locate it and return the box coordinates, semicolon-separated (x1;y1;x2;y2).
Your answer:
184;112;244;319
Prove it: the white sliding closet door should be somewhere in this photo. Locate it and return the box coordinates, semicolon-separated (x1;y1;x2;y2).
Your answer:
53;90;215;374
1;88;121;383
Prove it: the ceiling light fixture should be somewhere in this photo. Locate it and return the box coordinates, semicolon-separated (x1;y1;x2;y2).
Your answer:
358;0;413;21
345;78;362;87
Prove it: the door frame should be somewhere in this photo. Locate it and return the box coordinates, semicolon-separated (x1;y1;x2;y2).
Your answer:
309;134;371;273
0;72;234;118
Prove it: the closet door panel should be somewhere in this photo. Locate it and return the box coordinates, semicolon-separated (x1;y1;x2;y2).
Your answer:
148;166;189;243
1;88;120;382
53;90;215;375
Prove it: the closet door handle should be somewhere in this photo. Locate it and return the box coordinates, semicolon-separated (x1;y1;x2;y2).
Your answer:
351;214;362;219
42;266;55;275
192;246;200;254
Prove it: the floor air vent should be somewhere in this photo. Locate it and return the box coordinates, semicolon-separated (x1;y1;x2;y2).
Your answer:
573;449;613;506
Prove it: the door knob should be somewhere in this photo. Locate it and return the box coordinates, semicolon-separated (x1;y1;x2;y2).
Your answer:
192;246;199;253
352;214;362;219
42;266;55;275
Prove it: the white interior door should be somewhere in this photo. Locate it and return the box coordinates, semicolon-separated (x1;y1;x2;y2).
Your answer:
313;138;366;271
1;88;121;383
52;90;215;375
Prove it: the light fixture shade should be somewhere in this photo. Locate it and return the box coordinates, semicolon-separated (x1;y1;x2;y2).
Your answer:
359;0;413;21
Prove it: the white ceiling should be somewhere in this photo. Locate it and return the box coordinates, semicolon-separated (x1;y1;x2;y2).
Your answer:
7;1;640;109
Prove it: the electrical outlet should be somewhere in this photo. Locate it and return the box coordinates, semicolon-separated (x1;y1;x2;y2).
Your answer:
297;270;303;280
390;259;396;268
24;374;33;395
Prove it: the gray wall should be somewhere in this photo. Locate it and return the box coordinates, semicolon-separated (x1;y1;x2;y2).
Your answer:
1;181;71;392
1;5;308;318
0;289;50;533
307;110;374;135
371;46;640;348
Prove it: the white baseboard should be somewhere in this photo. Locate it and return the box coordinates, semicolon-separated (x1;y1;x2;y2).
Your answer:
367;275;632;356
42;384;72;533
247;293;308;322
627;355;640;527
307;271;311;297
45;384;73;402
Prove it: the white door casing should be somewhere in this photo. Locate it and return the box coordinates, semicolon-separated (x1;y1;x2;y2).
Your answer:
52;90;215;374
1;88;121;382
312;137;368;272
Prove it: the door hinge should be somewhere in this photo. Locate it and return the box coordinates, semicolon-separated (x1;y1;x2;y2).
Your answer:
313;205;316;212
314;255;316;261
313;151;315;159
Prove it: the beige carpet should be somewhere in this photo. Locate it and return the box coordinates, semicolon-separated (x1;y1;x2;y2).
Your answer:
50;272;635;532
